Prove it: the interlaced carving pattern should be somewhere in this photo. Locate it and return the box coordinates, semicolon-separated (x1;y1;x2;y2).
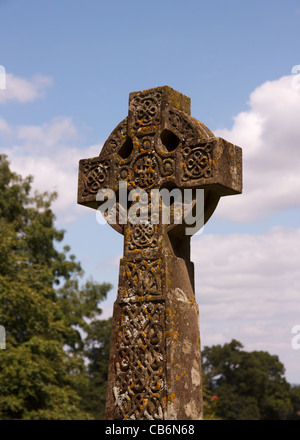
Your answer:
121;259;163;299
182;144;213;180
127;223;158;250
82;161;110;195
113;302;166;420
131;90;162;129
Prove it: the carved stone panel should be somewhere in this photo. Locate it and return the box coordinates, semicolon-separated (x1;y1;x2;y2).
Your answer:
181;142;214;182
124;223;160;254
118;258;164;301
80;158;111;197
112;301;166;420
78;86;243;421
129;89;163;135
101;118;128;156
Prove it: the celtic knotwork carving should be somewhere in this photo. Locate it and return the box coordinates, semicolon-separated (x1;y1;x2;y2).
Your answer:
137;98;157;125
101;118;128;156
139;135;155;152
127;223;158;250
167;108;194;140
120;259;164;299
160;157;174;177
113;302;166;420
181;144;213;181
133;155;158;188
78;87;243;421
118;166;132;182
131;91;162;129
82;160;110;196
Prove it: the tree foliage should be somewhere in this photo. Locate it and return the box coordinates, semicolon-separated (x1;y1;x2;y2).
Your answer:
81;317;112;419
1;155;299;421
202;339;296;420
0;155;112;419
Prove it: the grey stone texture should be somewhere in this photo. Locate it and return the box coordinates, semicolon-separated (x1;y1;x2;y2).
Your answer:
78;86;242;420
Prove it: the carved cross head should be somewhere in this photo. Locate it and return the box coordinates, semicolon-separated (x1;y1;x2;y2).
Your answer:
78;86;242;258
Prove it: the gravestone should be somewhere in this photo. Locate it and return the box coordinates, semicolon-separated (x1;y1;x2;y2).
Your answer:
78;86;242;420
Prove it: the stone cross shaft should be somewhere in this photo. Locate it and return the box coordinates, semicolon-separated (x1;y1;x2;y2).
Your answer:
78;86;242;420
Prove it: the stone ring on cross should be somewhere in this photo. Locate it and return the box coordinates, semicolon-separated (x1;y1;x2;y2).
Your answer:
78;86;242;420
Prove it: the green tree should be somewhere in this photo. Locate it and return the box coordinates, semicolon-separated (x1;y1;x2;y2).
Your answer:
0;155;112;419
202;372;221;420
82;317;112;419
202;339;293;420
288;386;300;420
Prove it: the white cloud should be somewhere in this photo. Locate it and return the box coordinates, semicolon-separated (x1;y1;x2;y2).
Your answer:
0;117;12;136
16;116;79;153
0;116;100;223
192;227;300;383
1;73;299;383
215;75;300;222
0;73;53;104
2;73;299;225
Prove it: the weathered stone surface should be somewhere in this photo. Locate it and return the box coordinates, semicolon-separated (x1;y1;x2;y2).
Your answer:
78;86;242;229
77;86;243;420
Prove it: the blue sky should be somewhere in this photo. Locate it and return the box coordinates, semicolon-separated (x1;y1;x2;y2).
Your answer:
1;0;300;383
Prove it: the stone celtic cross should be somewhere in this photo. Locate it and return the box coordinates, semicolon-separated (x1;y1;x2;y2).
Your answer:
78;86;242;420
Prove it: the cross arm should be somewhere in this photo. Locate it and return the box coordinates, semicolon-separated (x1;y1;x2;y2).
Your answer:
177;135;242;195
78;86;242;236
